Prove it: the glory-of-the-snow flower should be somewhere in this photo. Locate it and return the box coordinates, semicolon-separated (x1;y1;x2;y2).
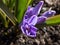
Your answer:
20;1;56;37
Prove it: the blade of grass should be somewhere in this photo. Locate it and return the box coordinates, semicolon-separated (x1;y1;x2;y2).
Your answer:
45;15;60;25
36;15;60;28
0;8;8;27
8;0;16;8
16;0;32;23
2;0;9;6
0;1;17;27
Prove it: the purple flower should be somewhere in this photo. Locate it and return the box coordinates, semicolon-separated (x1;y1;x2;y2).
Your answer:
25;1;44;18
20;1;56;37
37;10;56;24
21;15;38;37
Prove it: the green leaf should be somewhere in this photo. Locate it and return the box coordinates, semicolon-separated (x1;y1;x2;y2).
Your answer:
45;15;60;25
0;8;8;27
8;0;16;8
2;0;9;5
16;0;32;23
0;1;17;27
3;0;16;8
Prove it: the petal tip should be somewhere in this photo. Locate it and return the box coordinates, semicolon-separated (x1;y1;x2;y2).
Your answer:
40;1;44;3
51;10;56;14
49;10;56;15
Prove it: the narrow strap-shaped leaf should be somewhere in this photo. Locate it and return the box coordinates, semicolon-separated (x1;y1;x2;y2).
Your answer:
3;0;16;8
16;0;32;23
45;15;60;25
0;2;17;26
8;0;16;8
0;8;8;27
2;0;9;5
36;15;60;28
